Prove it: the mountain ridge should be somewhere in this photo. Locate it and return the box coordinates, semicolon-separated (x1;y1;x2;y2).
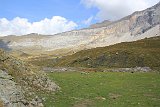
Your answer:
0;2;160;58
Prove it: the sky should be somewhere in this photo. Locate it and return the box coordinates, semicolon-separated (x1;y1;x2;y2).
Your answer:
0;0;159;36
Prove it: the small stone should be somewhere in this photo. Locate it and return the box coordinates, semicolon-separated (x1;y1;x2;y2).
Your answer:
38;103;44;107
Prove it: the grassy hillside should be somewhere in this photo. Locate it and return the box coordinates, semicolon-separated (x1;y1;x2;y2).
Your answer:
54;36;160;69
0;49;59;90
0;49;36;78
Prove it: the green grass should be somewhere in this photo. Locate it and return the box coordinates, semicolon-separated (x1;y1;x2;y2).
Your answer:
46;72;160;107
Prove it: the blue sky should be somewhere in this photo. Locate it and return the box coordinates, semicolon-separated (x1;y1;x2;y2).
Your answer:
0;0;159;36
0;0;97;26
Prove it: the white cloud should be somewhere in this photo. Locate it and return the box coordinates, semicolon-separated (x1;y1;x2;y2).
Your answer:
81;0;159;21
82;16;93;25
0;16;77;36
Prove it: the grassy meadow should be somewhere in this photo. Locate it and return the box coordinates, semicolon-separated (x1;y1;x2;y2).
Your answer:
42;71;160;107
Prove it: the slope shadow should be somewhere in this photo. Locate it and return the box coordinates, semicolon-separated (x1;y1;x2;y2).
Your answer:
0;39;11;51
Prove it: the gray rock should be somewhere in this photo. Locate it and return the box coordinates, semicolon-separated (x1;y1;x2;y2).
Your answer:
103;67;152;72
0;70;47;107
0;70;27;107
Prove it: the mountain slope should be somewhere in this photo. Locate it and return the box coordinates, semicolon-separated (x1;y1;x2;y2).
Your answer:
54;36;160;69
0;2;160;57
89;20;113;28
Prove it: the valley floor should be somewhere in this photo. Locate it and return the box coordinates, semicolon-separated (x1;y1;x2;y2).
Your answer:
43;71;160;107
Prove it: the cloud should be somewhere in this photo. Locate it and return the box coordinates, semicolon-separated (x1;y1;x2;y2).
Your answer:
82;16;93;25
0;16;77;36
81;0;159;21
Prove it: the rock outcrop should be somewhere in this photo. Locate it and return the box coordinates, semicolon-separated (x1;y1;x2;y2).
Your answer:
0;49;59;107
0;70;27;107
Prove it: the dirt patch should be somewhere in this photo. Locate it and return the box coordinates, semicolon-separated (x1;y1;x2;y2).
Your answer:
0;99;3;107
109;93;122;99
73;99;93;107
151;98;160;101
143;94;160;101
143;93;154;97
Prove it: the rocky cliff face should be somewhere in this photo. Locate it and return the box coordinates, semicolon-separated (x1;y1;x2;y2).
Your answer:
0;2;160;57
86;2;160;48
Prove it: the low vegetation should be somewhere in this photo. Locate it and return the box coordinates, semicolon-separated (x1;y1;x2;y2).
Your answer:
46;71;160;107
54;36;160;69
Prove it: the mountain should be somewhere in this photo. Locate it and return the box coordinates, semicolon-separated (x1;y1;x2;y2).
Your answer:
89;20;113;28
0;49;59;106
54;36;160;69
0;2;160;58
